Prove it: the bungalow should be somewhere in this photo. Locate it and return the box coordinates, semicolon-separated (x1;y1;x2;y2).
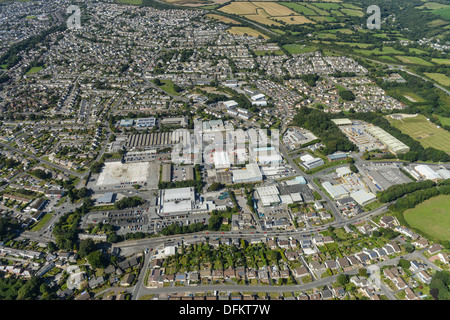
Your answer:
258;270;269;284
278;239;290;249
379;215;398;229
224;268;235;279
323;236;334;244
293;266;309;279
324;260;337;270
309;261;325;273
350;276;368;288
121;273;135;287
373;247;387;258
394;277;408;290
313;236;324;246
285;251;299;261
321;289;333;300
235;267;246;281
88;276;104;289
175;273;187;283
336;257;350;269
405;287;419;300
269;267;280;280
386;242;401;253
428;243;444;255
188;272;199;283
412;238;429;249
199;268;211;279
332;286;346;298
247;269;257;280
212;269;224;280
280;270;290;279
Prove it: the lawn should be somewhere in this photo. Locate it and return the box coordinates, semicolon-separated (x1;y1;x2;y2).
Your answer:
387;114;450;153
404;195;450;242
26;66;43;75
424;73;450;87
154;79;181;96
437;115;450;126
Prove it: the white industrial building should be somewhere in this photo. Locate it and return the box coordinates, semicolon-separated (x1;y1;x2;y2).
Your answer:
322;181;349;199
364;125;410;155
302;157;325;170
214;150;231;169
437;168;450;180
158;187;207;216
232;163;263;183
414;165;442;181
350;189;376;206
256;185;281;207
251;147;283;166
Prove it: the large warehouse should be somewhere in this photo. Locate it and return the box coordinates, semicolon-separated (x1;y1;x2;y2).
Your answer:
158;187;207;216
232;163;263;183
364;125;410;155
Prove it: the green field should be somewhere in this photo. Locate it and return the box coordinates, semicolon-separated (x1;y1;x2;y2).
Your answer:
26;66;43;75
395;55;434;66
280;2;317;15
425;72;450;87
282;44;317;54
431;7;450;20
437;115;450;126
404;195;450;241
387;114;450;153
431;58;450;65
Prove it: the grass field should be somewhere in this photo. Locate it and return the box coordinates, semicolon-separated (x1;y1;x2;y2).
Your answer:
117;0;142;4
227;26;269;38
395;55;434;66
340;8;364;17
404;195;450;242
282;44;317;54
387;114;450;153
431;8;450;20
273;15;314;24
431;58;450;65
424;72;450;87
280;2;317;15
437;115;450;126
26;66;43;75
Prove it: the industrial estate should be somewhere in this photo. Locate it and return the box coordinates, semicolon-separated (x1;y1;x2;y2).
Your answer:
0;0;449;305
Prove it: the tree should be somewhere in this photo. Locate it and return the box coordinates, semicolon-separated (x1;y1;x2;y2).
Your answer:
337;273;349;286
87;250;108;269
79;238;96;258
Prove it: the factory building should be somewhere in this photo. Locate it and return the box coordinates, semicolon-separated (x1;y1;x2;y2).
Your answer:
364;125;410;155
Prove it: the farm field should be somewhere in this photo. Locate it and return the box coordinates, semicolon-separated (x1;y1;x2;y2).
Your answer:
227;26;269;38
387;114;450;154
394;55;434;66
404;195;450;242
424;72;450;87
431;58;450;65
280;2;317;15
219;1;314;26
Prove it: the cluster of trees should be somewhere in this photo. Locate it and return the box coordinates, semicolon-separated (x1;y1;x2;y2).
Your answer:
67;187;90;203
160;222;206;236
390;180;450;213
78;238;110;269
31;169;52;180
0;276;46;300
113;196;144;210
52;211;83;251
291;108;356;155
0;217;21;241
377;180;436;203
430;271;450;300
339;90;355;101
